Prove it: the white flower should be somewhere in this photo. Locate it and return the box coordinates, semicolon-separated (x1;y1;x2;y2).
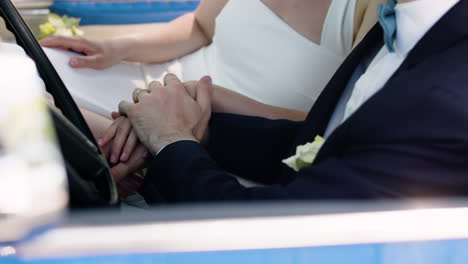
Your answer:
282;136;325;172
38;14;84;40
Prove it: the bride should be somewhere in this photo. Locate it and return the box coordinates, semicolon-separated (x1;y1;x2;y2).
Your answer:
41;0;376;181
41;0;375;120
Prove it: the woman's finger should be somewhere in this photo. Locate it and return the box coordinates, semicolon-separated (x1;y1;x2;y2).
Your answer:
98;116;122;146
111;111;121;120
182;81;198;98
40;36;92;53
120;130;139;162
69;54;103;69
110;144;148;183
110;118;132;164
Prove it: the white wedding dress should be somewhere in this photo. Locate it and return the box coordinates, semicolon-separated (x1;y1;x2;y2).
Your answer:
45;0;356;117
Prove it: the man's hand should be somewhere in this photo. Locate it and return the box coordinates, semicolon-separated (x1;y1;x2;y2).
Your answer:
118;74;213;154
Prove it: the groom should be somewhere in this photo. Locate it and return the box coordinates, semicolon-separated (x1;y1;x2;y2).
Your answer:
119;0;468;201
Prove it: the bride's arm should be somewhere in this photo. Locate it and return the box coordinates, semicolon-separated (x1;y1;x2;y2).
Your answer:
46;98;114;157
184;81;307;121
40;0;228;68
212;86;307;121
121;0;228;63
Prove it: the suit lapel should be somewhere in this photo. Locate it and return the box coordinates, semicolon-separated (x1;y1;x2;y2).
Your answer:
315;0;468;163
284;24;384;178
397;0;468;74
296;24;383;144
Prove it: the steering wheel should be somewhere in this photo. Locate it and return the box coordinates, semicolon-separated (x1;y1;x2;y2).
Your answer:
0;0;118;207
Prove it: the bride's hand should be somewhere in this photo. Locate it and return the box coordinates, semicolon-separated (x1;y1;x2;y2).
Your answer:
40;35;128;69
110;143;148;183
99;112;146;164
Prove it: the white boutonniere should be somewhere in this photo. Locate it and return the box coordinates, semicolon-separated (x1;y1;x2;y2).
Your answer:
282;135;325;172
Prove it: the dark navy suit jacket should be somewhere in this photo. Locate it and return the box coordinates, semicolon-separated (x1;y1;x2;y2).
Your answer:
144;0;468;202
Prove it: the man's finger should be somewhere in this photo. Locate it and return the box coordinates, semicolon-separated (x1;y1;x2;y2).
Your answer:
164;73;182;86
118;100;134;116
196;76;213;115
147;81;163;93
183;81;198;98
195;76;213;141
132;88;148;103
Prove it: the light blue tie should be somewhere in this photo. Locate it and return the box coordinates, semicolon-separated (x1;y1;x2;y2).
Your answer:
378;0;397;52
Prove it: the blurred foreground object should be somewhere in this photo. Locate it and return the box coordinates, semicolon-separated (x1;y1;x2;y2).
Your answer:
0;0;51;41
8;201;468;263
38;13;83;39
0;42;68;243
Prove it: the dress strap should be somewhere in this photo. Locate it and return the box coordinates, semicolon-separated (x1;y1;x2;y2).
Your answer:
320;0;356;57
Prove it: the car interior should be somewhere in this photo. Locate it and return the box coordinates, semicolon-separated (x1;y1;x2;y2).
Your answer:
2;1;468;263
0;0;118;208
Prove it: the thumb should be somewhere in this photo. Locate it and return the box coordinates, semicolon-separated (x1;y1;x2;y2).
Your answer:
69;54;104;69
110;145;147;182
118;100;134;117
111;111;122;120
194;76;213;141
110;163;129;182
195;76;213;114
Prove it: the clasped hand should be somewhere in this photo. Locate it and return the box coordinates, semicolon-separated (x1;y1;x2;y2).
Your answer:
102;74;213;177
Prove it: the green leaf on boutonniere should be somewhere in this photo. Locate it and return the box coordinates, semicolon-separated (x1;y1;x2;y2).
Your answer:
282;135;325;172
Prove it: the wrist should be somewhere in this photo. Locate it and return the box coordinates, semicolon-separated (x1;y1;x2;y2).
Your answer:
149;134;198;155
111;36;137;62
199;128;210;146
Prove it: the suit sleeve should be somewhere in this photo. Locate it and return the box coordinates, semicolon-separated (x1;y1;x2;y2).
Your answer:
203;113;302;184
145;137;468;202
145;140;375;202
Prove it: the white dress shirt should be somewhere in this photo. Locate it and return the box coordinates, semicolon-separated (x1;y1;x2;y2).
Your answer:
324;0;460;138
